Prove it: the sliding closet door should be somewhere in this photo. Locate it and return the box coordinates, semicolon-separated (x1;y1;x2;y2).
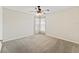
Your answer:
34;17;40;34
34;16;46;34
40;18;46;34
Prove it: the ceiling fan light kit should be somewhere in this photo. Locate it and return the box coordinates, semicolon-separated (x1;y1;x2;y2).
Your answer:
35;6;50;16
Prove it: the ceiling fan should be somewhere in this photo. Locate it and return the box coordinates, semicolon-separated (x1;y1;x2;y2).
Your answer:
30;6;50;16
36;6;50;13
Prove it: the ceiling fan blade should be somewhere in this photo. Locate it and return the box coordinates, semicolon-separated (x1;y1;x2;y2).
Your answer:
29;11;37;12
44;12;56;15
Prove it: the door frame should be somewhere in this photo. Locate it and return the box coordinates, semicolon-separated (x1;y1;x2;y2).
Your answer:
34;15;46;35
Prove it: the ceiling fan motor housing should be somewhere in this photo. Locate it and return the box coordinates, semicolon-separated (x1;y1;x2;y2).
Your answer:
37;6;41;13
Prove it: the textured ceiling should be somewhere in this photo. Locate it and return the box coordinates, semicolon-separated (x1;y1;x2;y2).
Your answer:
3;6;74;14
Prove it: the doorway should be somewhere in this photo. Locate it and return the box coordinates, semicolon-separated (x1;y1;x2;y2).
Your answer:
34;16;46;34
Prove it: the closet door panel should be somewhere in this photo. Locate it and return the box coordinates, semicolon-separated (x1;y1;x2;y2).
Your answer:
34;18;40;34
40;18;46;33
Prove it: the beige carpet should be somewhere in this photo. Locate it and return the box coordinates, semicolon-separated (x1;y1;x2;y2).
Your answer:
1;34;79;53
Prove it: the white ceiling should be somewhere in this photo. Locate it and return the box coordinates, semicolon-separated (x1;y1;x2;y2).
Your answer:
3;6;74;13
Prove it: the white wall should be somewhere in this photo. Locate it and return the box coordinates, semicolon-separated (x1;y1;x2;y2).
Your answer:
0;7;2;40
3;8;34;42
46;7;79;44
0;7;2;52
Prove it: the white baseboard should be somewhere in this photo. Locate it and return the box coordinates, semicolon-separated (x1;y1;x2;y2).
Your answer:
3;33;79;44
46;33;79;44
3;34;33;42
